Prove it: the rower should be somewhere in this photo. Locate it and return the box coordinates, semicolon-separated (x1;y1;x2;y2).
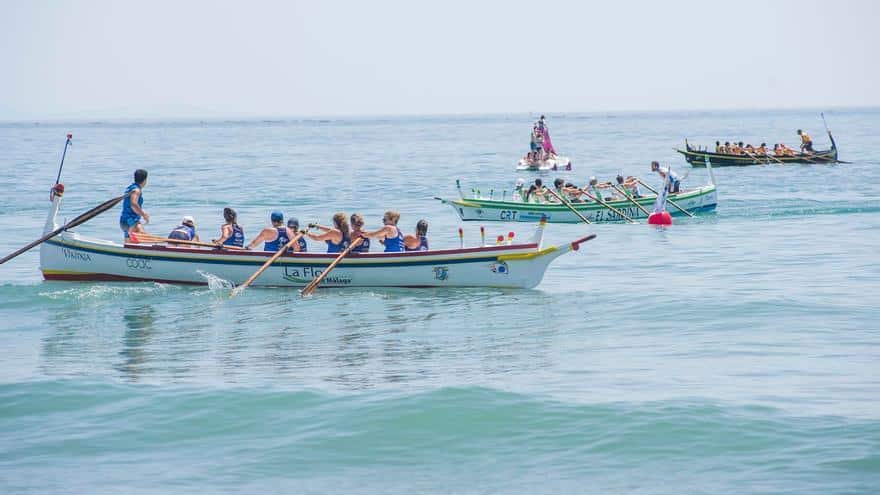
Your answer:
168;216;200;242
532;178;548;203
551;178;566;201
306;213;350;253
514;178;526;201
715;141;722;153
212;207;245;248
651;161;681;193
624;176;642;197
245;211;295;252
404;219;429;251
119;169;150;241
349;213;370;253
361;210;405;252
582;176;605;202
756;142;768;155
798;129;814;153
723;141;731;154
287;217;307;252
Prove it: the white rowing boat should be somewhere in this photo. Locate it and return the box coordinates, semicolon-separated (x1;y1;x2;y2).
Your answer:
39;189;595;289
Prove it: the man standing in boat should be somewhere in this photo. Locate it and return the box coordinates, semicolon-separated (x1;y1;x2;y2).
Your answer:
797;129;814;153
119;169;150;241
651;161;681;193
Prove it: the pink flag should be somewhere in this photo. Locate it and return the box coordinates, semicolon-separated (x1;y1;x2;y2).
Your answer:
541;128;556;155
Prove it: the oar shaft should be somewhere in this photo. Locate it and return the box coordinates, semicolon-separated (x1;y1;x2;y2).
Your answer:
232;233;305;295
301;236;364;297
610;184;651;216
0;194;124;265
545;189;592;224
55;135;72;185
135;234;245;250
637;180;695;218
580;189;636;223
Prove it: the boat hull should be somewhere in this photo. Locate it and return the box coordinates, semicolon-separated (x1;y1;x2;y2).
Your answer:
439;185;717;223
39;233;576;289
677;133;838;166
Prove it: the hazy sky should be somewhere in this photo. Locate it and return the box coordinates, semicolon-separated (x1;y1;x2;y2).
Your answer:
1;0;877;119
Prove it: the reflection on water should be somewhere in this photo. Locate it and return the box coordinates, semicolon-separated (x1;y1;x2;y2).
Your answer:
117;304;157;381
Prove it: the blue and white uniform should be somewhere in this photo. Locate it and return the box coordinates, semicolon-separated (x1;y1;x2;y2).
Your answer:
382;226;404;252
290;236;307;253
119;183;143;236
351;231;370;253
405;236;429;252
326;234;350;253
264;227;290;252
224;224;245;248
168;224;196;241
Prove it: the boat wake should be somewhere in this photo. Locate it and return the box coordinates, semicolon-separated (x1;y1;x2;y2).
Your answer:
39;282;171;302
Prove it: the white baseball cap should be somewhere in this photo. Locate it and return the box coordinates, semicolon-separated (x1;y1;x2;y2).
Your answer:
182;215;196;226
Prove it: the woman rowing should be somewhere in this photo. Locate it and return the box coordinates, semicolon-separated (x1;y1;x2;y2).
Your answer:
245;211;295;252
404;219;429;251
349;214;370;253
286;217;307;252
361;210;404;252
306;212;350;253
119;169;150;241
212;207;245;248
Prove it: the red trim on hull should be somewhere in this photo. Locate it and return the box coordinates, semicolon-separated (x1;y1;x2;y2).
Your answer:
43;272;204;285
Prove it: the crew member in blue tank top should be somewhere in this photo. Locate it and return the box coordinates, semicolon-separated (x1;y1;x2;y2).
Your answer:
361;210;404;252
212;207;245;248
349;213;370;253
287;218;307;253
168;216;200;242
306;212;350;253
119;169;150;240
404;219;429;251
244;211;296;252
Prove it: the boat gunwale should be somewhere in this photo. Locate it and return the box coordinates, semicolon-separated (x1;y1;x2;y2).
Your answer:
444;184;715;210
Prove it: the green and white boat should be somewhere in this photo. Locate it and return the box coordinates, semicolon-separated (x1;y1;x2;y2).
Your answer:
437;176;718;224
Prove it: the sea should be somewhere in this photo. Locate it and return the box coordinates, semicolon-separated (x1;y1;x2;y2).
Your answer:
0;109;878;494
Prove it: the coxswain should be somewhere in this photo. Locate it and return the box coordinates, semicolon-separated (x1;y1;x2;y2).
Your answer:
212;207;244;248
168;216;200;242
404;219;429;251
245;211;295;252
287;217;307;252
119;169;150;241
306;212;350;253
797;129;813;153
349;213;370;253
361;210;404;252
651;161;681;193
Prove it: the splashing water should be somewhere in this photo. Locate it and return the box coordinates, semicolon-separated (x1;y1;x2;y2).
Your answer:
197;270;234;290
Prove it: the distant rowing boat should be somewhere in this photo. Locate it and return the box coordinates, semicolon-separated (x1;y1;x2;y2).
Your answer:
436;182;717;223
39;189;595;289
677;131;839;166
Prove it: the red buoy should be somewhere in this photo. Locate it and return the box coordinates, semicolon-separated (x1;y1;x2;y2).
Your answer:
648;211;673;226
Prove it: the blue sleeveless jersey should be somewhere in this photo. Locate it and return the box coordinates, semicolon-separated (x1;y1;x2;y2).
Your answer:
168;224;195;241
223;224;244;247
383;226;404;252
264;227;290;252
405;236;429;251
326;234;350;253
351;232;370;253
119;183;143;226
295;236;307;253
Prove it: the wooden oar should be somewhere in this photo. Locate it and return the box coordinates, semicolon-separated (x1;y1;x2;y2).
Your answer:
578;189;637;223
545;188;592;224
231;232;305;296
610;184;651;216
301;236;364;297
134;233;246;250
637;180;695;218
0;195;124;265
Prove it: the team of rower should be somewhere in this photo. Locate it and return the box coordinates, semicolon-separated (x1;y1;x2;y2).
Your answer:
712;129;814;156
515;161;681;203
118;169;430;254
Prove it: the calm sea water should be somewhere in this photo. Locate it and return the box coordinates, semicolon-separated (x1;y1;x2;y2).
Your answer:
1;109;879;494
